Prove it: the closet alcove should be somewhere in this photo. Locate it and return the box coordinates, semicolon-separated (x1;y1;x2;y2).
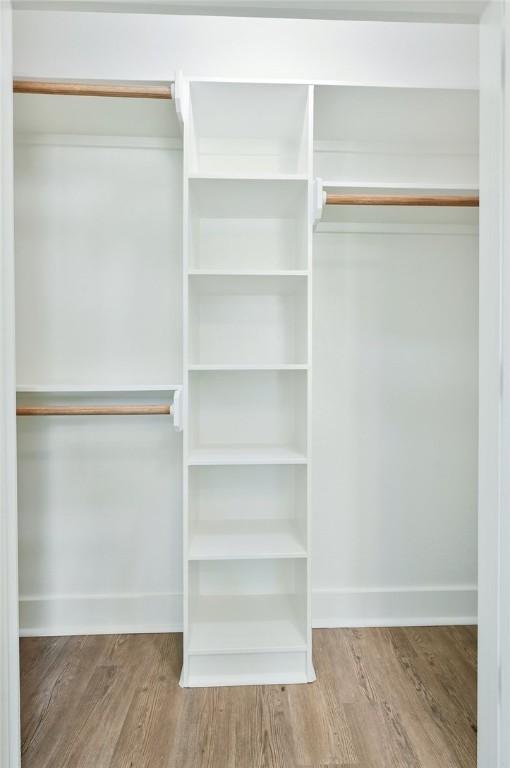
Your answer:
14;77;478;689
14;91;184;642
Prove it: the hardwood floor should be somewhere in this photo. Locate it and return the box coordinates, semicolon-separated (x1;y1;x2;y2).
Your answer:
20;626;477;768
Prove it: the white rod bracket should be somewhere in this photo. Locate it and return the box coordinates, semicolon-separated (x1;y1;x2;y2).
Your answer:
313;177;326;226
172;389;183;431
172;71;188;131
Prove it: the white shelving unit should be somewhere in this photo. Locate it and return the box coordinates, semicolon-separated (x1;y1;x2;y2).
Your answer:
181;79;315;687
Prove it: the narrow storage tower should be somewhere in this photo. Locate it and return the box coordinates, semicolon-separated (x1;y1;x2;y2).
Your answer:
180;78;315;687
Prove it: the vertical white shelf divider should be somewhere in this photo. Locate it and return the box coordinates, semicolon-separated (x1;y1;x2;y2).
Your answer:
180;78;316;687
305;83;315;684
181;74;191;689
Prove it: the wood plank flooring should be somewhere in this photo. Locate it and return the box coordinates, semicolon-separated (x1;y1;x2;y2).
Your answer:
20;626;477;768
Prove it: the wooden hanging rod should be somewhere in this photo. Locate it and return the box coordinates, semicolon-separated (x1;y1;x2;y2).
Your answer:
13;80;173;100
325;193;479;207
16;404;172;416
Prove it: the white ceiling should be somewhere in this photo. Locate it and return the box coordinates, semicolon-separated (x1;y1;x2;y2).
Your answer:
12;0;488;23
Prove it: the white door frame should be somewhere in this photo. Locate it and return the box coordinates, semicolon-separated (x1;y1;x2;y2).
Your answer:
478;2;510;766
0;5;508;768
0;2;20;767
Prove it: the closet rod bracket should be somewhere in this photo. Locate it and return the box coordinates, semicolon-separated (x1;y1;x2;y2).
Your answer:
172;389;183;432
172;71;187;132
313;178;326;226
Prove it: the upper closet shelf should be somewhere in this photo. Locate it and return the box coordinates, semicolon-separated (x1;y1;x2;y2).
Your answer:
16;384;183;393
322;181;479;195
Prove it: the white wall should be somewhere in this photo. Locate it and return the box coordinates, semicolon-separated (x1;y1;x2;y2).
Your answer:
14;94;184;634
13;10;478;88
313;227;478;625
13;11;479;634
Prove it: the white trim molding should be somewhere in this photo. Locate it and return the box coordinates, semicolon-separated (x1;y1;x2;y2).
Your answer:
0;2;21;767
19;586;477;637
19;593;183;637
312;586;477;628
10;1;487;25
478;2;510;767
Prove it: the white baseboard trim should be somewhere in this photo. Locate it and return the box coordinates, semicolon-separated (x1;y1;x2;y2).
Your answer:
19;592;183;637
312;585;477;628
19;585;478;637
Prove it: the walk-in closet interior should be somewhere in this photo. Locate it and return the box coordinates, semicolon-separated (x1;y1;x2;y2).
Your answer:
9;5;481;764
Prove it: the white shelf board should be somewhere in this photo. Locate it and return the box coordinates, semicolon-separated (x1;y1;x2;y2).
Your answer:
16;384;182;393
188;594;307;655
188;519;306;561
322;180;479;194
188;446;307;466
188;270;308;278
188;364;308;372
188;172;308;182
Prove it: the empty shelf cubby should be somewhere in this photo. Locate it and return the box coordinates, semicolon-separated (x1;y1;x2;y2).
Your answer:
188;558;308;656
188;82;310;176
188;274;307;367
188;464;307;559
188;178;308;272
188;369;307;465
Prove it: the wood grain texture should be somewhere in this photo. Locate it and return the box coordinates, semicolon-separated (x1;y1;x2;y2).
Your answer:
16;405;171;416
20;627;476;768
13;80;172;99
325;193;479;207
